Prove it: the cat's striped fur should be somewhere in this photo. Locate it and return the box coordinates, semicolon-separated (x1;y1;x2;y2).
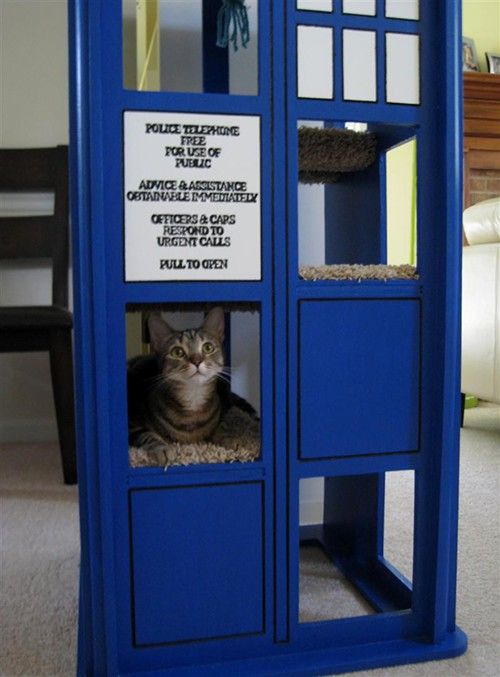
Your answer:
128;308;227;450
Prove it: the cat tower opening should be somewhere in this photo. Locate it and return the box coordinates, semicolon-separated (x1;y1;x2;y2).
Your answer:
297;125;418;281
126;304;261;468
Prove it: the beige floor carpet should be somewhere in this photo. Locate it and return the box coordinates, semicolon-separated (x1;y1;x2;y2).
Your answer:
0;404;498;676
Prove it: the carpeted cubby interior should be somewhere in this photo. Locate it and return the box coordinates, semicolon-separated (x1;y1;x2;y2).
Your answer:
299;264;419;281
129;405;260;468
298;126;377;184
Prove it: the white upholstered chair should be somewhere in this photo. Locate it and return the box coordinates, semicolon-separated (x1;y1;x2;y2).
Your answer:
461;197;500;405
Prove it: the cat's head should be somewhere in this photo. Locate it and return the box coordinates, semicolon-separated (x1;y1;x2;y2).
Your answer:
148;307;225;385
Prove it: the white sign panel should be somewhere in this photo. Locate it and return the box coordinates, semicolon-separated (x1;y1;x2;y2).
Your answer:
124;111;261;281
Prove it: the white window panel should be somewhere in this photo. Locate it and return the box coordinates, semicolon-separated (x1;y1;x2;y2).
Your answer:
343;30;377;102
343;0;376;16
386;0;419;20
297;26;334;99
297;0;333;11
386;33;420;105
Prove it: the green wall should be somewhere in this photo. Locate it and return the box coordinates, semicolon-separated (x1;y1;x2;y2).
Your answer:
386;140;416;266
463;0;500;72
387;1;500;265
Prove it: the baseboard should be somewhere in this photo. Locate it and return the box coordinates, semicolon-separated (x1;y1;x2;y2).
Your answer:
0;418;58;443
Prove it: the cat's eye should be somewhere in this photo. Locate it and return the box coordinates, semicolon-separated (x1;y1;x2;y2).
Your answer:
202;342;215;355
170;347;185;358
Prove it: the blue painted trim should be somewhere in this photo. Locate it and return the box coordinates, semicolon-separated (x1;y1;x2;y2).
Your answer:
203;0;229;94
433;0;464;641
68;1;108;673
122;628;467;675
294;9;419;33
296;280;422;298
296;452;419;478
71;0;466;672
128;465;266;489
120;89;266;112
297;98;421;123
273;0;290;644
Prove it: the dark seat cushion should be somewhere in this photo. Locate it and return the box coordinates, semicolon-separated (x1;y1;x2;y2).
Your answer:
0;305;73;329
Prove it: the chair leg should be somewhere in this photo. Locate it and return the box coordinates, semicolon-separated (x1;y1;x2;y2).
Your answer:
49;329;77;484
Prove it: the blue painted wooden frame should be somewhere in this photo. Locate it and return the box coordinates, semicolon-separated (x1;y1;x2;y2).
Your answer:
286;0;465;654
69;0;467;673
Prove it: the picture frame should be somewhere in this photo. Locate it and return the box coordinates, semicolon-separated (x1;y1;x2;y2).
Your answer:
463;37;480;72
486;52;500;74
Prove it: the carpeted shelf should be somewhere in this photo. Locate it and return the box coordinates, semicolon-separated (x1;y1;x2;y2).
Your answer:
298;126;377;184
299;263;419;281
129;405;260;468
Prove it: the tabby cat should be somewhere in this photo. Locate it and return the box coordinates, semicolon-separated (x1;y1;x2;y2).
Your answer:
127;307;254;450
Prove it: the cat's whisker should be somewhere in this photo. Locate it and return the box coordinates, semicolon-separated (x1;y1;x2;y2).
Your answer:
147;375;167;388
147;381;165;393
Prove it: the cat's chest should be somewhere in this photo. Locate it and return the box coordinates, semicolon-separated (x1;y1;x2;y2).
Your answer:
174;382;215;412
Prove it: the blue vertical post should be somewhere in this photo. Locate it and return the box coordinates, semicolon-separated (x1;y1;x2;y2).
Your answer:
324;165;381;264
273;0;289;644
203;0;229;94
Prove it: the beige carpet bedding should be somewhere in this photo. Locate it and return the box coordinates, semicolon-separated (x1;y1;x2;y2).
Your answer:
300;263;419;281
129;405;260;468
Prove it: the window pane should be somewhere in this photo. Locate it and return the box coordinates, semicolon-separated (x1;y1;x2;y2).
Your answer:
123;0;259;95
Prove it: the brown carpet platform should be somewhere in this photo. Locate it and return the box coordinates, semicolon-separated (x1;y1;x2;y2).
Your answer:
298;126;377;184
129;405;260;468
299;263;419;281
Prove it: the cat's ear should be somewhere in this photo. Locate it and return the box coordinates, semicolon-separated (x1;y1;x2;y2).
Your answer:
148;313;175;353
202;307;225;341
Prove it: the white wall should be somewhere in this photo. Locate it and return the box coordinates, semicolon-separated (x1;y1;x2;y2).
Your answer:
0;0;69;441
0;0;69;147
1;0;261;441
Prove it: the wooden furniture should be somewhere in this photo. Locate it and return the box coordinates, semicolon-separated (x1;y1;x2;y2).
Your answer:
71;1;466;674
463;72;500;210
0;146;77;485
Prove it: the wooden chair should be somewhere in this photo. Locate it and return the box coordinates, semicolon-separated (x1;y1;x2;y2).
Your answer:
0;146;76;484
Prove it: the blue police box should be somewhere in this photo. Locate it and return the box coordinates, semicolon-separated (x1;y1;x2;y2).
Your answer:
69;1;467;674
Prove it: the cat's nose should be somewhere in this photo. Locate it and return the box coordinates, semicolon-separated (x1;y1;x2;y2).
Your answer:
190;355;203;367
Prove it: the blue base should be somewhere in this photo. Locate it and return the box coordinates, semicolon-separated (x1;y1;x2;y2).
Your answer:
121;629;467;676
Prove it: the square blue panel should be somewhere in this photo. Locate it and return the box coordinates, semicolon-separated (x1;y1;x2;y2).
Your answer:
299;300;420;458
130;482;265;646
